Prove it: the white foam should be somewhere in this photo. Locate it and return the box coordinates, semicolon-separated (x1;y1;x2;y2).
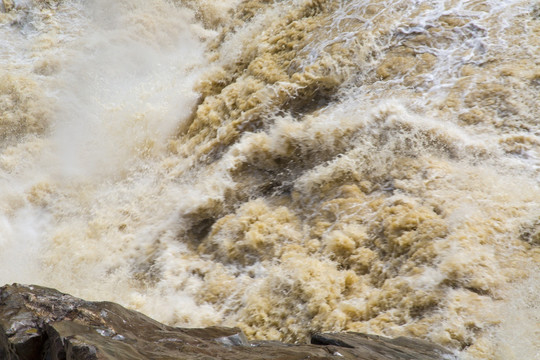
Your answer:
49;0;207;180
0;207;50;285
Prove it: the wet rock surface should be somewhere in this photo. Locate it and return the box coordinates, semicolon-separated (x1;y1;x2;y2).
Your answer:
0;284;455;360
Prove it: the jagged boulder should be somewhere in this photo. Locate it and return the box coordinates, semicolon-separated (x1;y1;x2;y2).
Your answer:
0;284;455;359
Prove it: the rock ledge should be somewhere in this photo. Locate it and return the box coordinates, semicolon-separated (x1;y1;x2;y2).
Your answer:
0;284;455;360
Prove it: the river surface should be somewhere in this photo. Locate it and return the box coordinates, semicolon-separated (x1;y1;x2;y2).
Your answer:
1;0;539;358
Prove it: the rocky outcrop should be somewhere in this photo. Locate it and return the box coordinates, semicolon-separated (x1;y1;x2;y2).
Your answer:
0;284;456;360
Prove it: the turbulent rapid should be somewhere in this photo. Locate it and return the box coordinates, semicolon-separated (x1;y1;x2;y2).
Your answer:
1;0;539;358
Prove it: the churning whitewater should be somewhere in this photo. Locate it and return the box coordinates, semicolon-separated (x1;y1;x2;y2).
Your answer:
1;0;539;358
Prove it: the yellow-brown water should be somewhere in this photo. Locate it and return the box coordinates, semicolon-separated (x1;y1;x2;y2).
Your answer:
1;0;539;358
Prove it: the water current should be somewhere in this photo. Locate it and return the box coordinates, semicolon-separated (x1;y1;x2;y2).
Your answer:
1;0;539;358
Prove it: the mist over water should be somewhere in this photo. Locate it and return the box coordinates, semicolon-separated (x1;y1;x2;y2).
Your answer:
1;0;539;359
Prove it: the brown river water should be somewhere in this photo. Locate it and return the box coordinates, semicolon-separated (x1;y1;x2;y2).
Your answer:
1;0;539;358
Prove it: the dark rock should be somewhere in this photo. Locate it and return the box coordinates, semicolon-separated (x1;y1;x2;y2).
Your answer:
0;284;456;360
311;333;454;359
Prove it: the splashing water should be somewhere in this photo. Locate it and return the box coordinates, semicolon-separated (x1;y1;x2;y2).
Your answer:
1;0;539;358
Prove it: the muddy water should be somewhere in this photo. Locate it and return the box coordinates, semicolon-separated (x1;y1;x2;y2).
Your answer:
1;0;539;358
